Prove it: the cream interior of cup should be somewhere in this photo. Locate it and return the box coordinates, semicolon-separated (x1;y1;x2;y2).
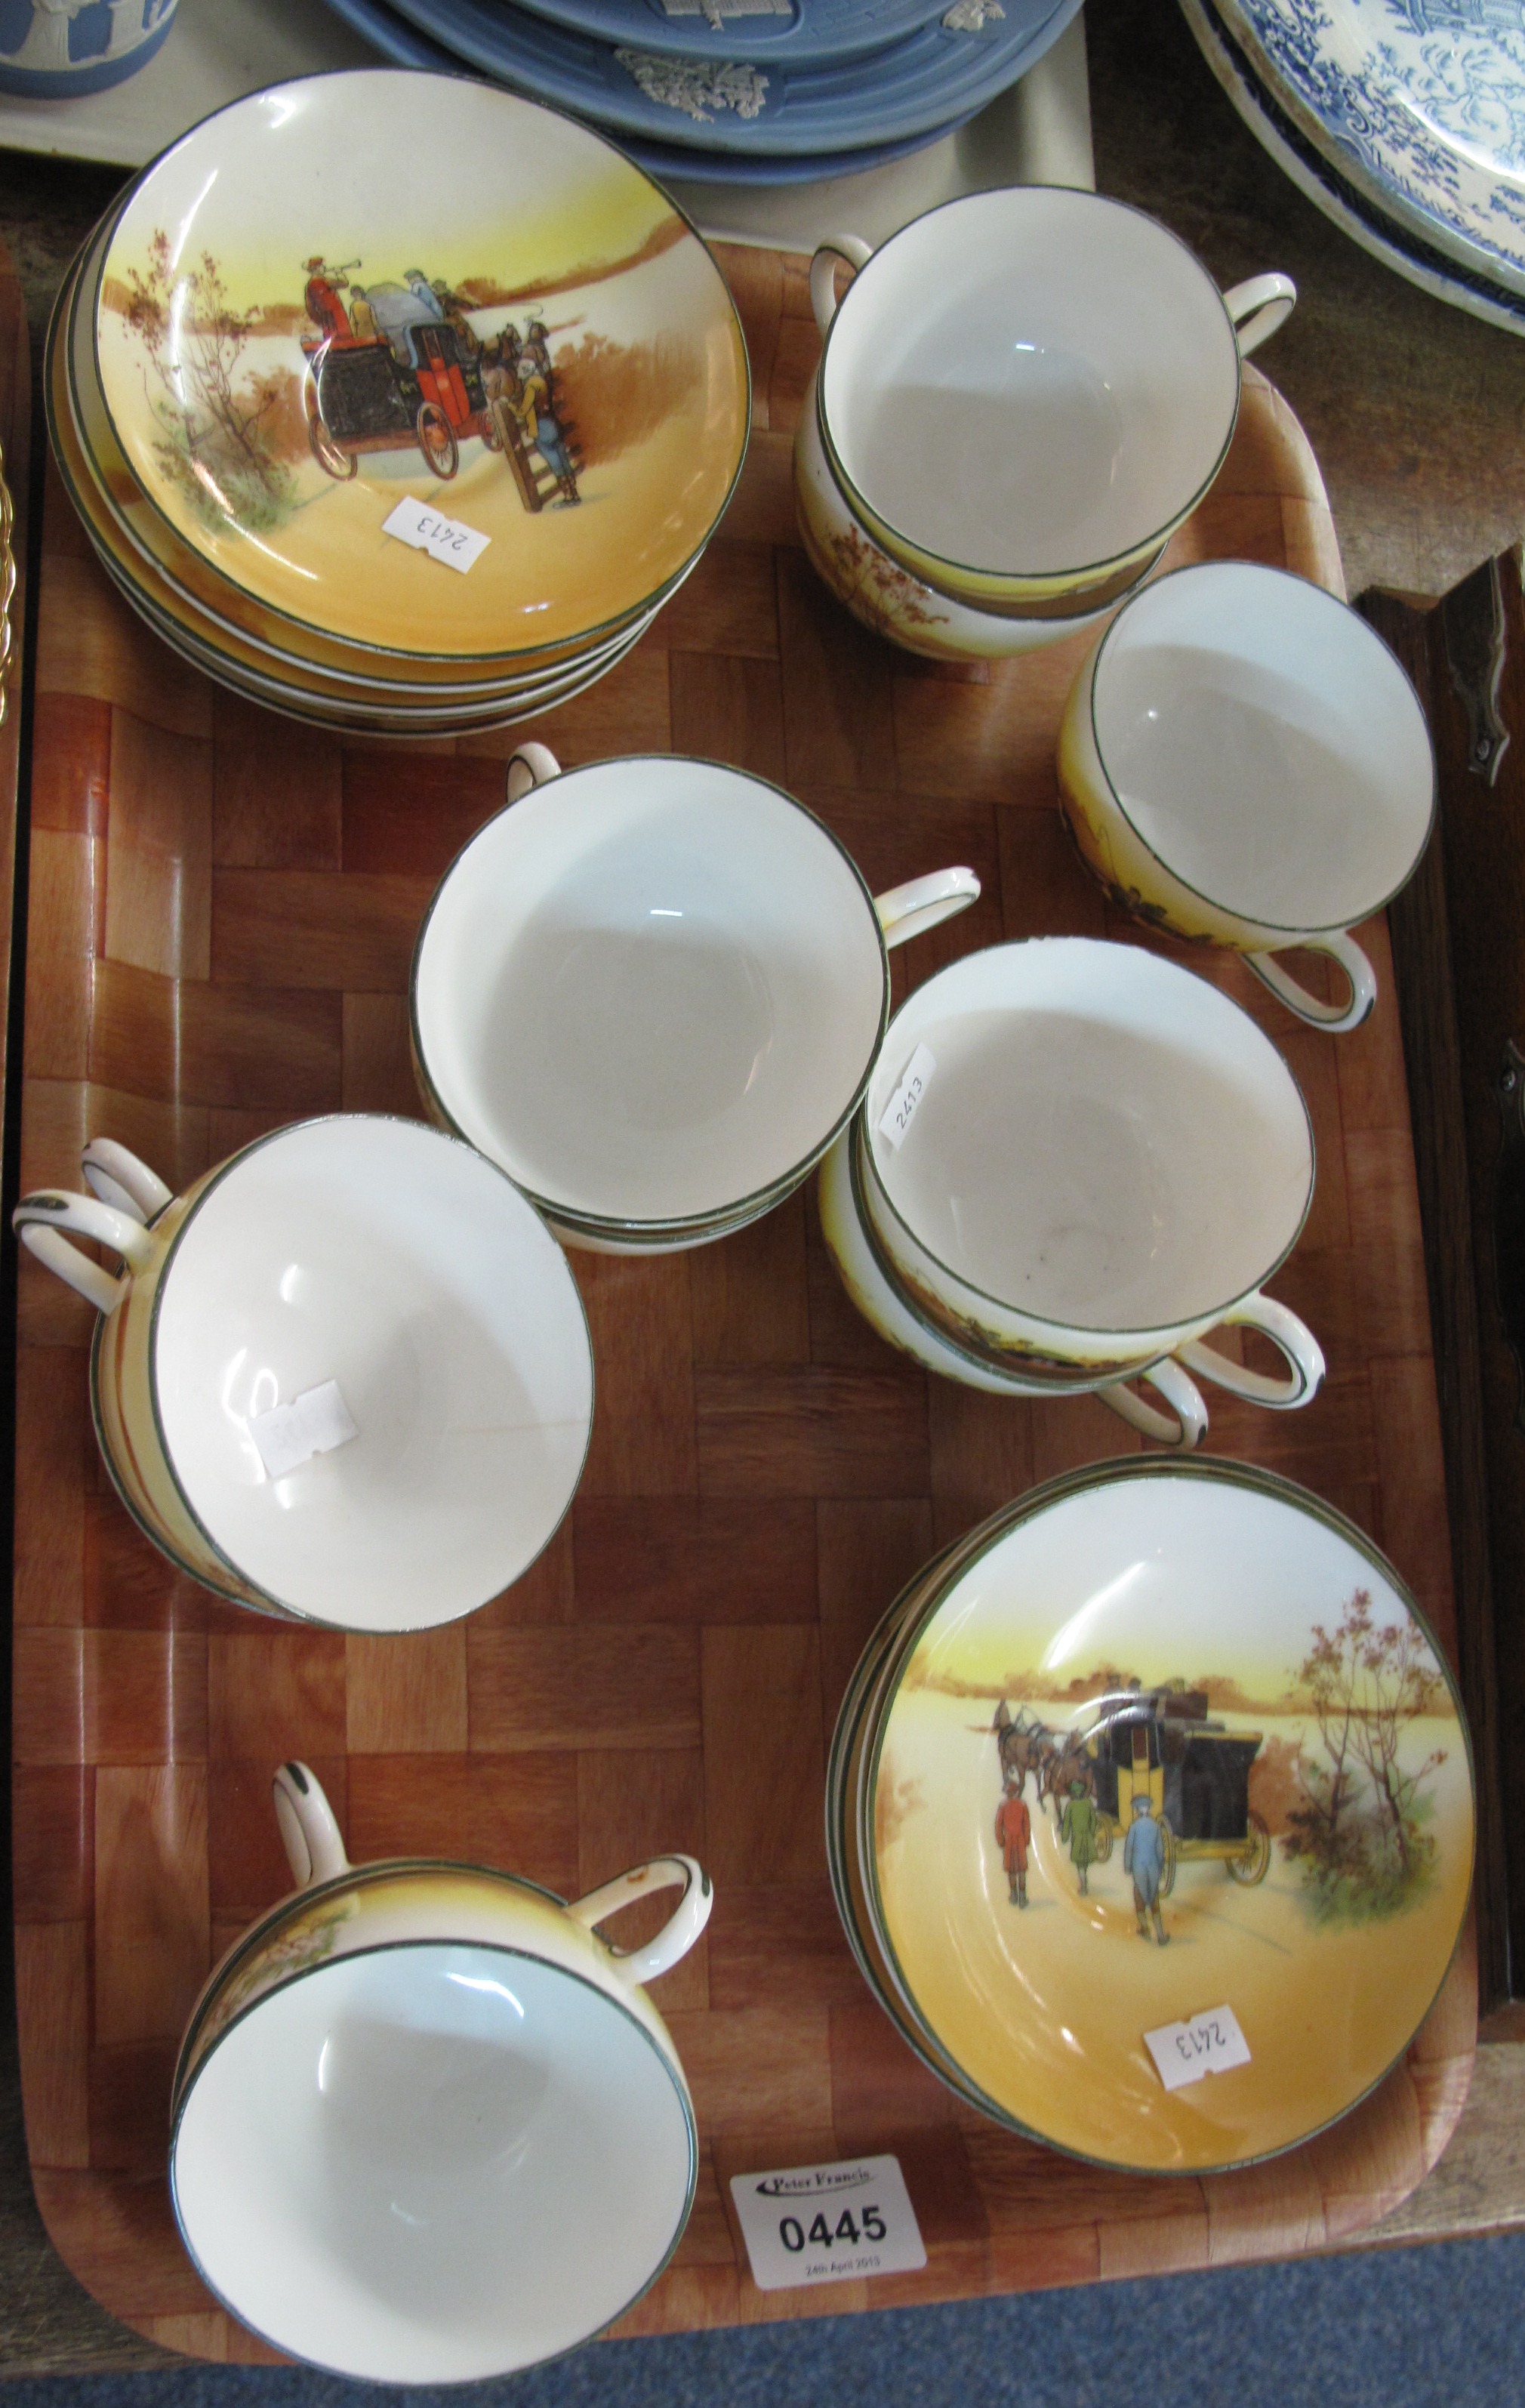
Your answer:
821;190;1240;578
172;1942;692;2381
415;760;886;1224
152;1118;591;1629
864;940;1312;1333
1092;562;1434;930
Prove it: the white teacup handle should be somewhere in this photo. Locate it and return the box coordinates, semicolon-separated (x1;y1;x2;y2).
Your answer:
1222;272;1296;356
1099;1355;1208;1451
506;741;563;803
810;234;873;335
81;1137;174;1224
568;1854;713;1987
1176;1292;1326;1408
273;1762;352;1887
13;1188;156;1316
875;867;981;948
1246;933;1377;1033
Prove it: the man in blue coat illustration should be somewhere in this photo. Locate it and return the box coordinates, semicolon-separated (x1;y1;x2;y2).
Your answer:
1123;1794;1169;1944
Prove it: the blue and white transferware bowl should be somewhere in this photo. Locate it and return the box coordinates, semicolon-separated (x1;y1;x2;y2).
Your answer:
0;0;176;97
1181;0;1525;335
1215;0;1525;301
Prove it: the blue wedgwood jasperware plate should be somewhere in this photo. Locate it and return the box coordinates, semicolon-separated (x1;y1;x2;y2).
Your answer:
377;0;1077;155
322;0;988;177
485;0;956;69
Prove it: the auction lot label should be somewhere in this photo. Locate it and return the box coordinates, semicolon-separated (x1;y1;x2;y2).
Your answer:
729;2155;926;2291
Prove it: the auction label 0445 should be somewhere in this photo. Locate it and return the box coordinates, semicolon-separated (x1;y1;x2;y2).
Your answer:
729;2155;926;2291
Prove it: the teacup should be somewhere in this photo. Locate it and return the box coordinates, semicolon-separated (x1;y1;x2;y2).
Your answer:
817;1129;1209;1450
793;365;1163;663
171;1762;710;2380
854;938;1324;1406
411;744;979;1251
1058;560;1435;1031
810;192;1294;611
14;1118;593;1629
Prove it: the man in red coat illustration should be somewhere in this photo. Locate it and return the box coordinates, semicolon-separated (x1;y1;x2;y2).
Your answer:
303;257;356;342
995;1770;1032;1909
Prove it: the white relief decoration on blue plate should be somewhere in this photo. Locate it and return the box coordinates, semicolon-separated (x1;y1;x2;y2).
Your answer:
1225;0;1525;279
655;1;791;19
615;47;770;114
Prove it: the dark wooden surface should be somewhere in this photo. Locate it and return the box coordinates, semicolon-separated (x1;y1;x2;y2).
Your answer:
2;0;1525;2370
1368;562;1525;2021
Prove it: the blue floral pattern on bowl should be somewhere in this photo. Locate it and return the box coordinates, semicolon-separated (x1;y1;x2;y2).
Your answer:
1218;0;1525;295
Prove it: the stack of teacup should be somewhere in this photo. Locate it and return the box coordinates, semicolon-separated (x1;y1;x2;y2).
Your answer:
411;744;981;1253
793;186;1296;661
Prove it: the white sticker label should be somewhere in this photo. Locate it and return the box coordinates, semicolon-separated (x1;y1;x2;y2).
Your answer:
382;495;491;575
876;1043;937;1152
729;2154;925;2291
1144;2004;1252;2092
249;1381;359;1481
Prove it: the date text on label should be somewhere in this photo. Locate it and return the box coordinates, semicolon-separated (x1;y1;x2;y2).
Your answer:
730;2154;925;2290
877;1043;938;1152
249;1380;359;1481
1144;2003;1252;2092
382;495;491;575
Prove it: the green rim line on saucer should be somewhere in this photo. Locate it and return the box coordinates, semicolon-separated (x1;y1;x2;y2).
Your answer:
851;1454;1474;2174
88;68;750;667
82;526;650;736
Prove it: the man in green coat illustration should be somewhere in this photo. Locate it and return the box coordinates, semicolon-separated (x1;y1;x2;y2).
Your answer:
1058;1777;1098;1896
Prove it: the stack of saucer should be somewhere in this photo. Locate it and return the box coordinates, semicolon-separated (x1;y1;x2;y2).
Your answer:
793;187;1295;659
1181;0;1525;336
45;68;750;738
321;0;1085;190
828;1454;1475;2173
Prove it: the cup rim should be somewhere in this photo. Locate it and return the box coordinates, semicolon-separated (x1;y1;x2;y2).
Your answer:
816;187;1244;592
857;936;1317;1343
841;1124;1170;1389
169;1931;698;2380
130;1113;594;1629
175;1855;572;2086
410;756;896;1235
85;65;751;668
851;1451;1477;2175
1085;557;1438;938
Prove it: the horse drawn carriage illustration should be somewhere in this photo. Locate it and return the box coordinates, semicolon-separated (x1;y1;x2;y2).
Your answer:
302;319;503;487
299;260;581;513
996;1685;1271;1892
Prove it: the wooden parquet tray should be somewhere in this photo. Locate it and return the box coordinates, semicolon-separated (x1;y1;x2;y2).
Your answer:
14;245;1475;2358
